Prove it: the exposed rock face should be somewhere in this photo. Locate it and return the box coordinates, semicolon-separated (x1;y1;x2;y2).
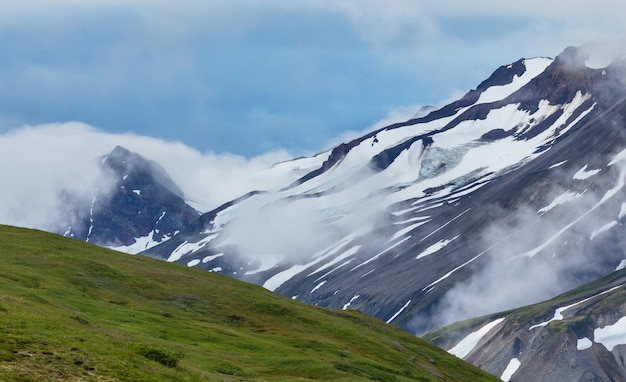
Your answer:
59;146;200;251
427;271;626;381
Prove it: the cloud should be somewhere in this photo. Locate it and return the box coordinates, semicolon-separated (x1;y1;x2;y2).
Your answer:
410;153;626;333
2;1;626;159
0;123;293;231
217;163;388;272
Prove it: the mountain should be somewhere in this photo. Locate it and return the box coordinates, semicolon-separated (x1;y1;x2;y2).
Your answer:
425;269;626;381
58;145;200;252
141;44;626;335
0;224;498;381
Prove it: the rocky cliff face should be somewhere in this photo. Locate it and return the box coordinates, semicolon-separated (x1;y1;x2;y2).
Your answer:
59;146;200;252
427;271;626;381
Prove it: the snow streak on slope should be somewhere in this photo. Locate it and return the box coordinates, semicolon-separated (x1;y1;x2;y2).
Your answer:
386;300;412;324
524;164;626;258
500;358;521;382
168;234;218;262
111;230;175;254
529;285;622;330
538;191;584;214
416;236;460;259
448;317;506;359
573;165;601;180
263;235;358;291
476;58;552;104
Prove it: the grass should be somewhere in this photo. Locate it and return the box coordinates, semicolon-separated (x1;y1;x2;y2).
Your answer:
0;224;499;381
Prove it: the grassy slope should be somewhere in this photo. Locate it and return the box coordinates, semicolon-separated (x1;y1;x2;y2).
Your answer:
0;225;498;381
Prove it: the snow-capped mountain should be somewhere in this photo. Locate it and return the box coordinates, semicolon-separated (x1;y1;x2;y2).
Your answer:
427;269;626;381
59;145;200;252
139;44;626;336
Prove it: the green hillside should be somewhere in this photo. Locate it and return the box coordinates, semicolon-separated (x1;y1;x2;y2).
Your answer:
0;224;497;381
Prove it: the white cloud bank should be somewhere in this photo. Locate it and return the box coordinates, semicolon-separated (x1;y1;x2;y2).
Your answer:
0;122;292;230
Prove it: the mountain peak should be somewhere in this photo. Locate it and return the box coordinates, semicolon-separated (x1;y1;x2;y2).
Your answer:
59;147;200;251
102;145;184;199
475;58;528;92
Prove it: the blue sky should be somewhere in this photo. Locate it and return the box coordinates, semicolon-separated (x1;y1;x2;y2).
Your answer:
0;1;625;157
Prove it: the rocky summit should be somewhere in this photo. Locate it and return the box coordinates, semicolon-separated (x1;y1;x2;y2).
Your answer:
58;145;199;252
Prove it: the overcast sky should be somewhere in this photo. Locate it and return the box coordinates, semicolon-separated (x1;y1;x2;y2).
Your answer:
1;1;625;157
2;1;626;228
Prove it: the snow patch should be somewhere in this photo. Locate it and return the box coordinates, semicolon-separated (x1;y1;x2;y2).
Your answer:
167;234;218;262
389;221;428;242
524;167;625;258
577;337;593;350
594;316;626;351
500;358;521;382
609;148;626;166
308;246;361;276
616;260;626;271
416;235;460;260
156;211;166;223
352;236;410;271
393;216;430;225
263;236;356;291
422;236;511;291
111;230;165;254
538;191;583;214
132;189;141;196
420;209;470;242
386;300;411;324
448;317;506;359
549;160;567;169
360;268;376;278
86;196;96;243
619;203;626;219
310;280;327;294
573;165;601;180
187;259;200;267
342;295;360;310
202;253;224;264
590;221;618;240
